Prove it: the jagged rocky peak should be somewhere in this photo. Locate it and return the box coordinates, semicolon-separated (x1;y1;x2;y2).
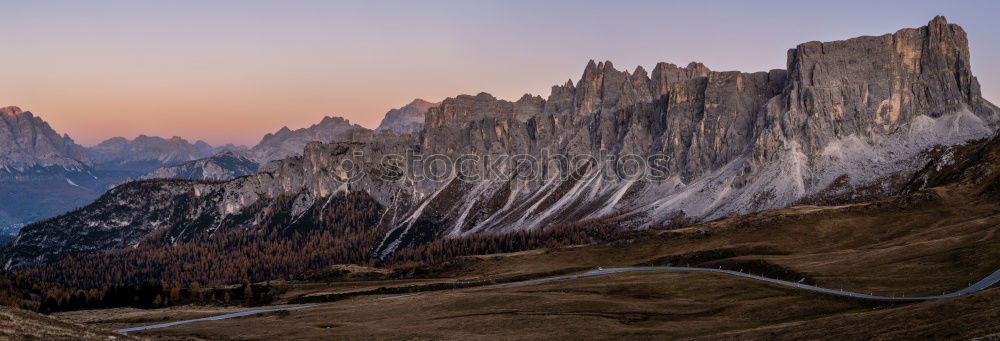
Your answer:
573;59;623;115
425;58;714;128
402;98;438;112
1;106;24;116
258;116;356;144
544;80;576;116
543;60;713;117
426;60;717;127
575;60;668;114
515;94;545;121
317;116;350;126
618;65;655;109
375;98;441;134
0;106;88;170
753;15;1000;162
0;107;102;234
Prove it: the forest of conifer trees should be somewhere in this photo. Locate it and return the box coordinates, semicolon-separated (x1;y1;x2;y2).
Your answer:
0;190;636;314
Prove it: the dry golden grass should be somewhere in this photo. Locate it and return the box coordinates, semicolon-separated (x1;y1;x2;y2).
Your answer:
126;271;870;340
53;305;256;332
73;184;1000;340
441;187;1000;297
0;305;143;340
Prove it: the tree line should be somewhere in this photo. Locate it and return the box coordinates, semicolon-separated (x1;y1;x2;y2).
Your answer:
0;191;635;314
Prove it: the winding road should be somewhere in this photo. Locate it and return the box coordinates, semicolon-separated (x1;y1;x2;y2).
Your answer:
486;266;1000;300
115;305;315;333
116;266;1000;333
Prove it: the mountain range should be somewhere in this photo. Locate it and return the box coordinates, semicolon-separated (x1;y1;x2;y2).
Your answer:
86;135;217;170
0;114;238;235
141;103;435;180
0;100;438;237
3;16;995;269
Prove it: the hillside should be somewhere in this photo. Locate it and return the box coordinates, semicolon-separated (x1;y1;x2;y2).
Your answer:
0;305;138;340
70;132;1000;339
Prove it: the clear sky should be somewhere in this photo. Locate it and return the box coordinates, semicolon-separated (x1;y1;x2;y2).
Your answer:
1;0;998;146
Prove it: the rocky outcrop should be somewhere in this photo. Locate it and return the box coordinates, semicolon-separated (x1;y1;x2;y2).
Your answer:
650;62;711;97
424;92;544;129
5;17;998;268
143;151;259;180
374;99;439;134
251;115;363;163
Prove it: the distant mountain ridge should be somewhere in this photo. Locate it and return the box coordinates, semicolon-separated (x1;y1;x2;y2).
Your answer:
0;109;247;235
0;102;422;234
89;135;211;162
148;101;431;181
375;99;439;134
86;135;217;175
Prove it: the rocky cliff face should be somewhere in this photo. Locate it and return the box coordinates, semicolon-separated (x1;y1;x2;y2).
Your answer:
5;17;998;268
738;15;999;216
375;99;439;134
754;16;997;160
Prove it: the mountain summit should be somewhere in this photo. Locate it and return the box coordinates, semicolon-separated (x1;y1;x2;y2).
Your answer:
375;99;440;134
0;106;88;171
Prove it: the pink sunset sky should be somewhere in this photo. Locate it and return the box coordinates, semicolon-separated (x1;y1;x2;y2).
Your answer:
2;1;998;146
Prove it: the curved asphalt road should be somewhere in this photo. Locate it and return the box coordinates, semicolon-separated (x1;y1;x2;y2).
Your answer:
115;305;315;333
117;266;1000;333
486;266;1000;300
